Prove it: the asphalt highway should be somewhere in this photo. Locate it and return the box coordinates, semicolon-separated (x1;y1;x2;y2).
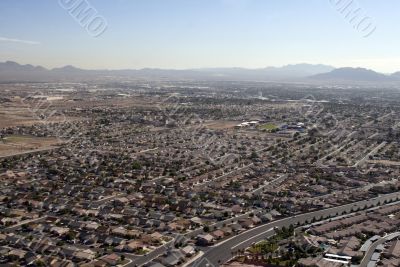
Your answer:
189;191;400;267
359;232;400;267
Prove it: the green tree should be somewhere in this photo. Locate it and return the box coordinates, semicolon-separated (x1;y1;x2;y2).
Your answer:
132;161;142;170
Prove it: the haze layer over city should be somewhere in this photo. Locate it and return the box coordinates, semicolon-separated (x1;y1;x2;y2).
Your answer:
1;1;400;267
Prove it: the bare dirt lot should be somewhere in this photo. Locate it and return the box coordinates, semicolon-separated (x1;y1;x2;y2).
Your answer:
204;120;242;130
0;97;73;128
0;135;60;158
367;160;400;166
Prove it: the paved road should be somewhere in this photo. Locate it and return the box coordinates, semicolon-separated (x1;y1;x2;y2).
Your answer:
127;240;173;267
130;192;400;267
134;147;159;155
91;193;126;205
194;164;254;188
4;216;47;231
354;141;387;168
129;210;264;267
189;191;400;267
316;136;357;167
360;232;400;267
251;174;288;195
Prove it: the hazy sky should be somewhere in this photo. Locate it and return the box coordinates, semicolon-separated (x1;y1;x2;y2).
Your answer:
0;0;399;72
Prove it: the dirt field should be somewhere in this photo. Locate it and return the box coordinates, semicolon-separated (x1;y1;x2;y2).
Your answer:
367;160;400;166
204;120;242;130
0;135;60;157
0;97;74;128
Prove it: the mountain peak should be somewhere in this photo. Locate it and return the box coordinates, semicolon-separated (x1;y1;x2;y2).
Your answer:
5;61;19;65
310;67;389;82
0;61;47;71
261;63;335;77
52;65;83;72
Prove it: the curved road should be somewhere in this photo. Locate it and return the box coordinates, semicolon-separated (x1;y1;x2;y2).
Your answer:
189;191;400;267
360;232;400;267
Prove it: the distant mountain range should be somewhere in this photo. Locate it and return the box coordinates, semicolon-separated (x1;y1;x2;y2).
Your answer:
0;60;399;83
310;67;393;82
0;61;47;72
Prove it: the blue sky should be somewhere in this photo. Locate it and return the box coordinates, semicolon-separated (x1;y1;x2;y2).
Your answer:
0;0;399;72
